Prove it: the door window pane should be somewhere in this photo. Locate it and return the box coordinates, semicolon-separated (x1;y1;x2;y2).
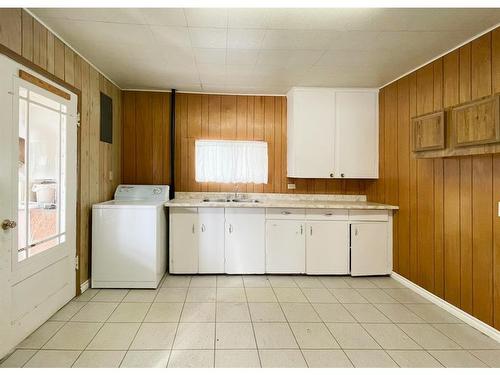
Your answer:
17;84;68;262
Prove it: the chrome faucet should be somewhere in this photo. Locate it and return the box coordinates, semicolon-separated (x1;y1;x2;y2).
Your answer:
233;184;240;201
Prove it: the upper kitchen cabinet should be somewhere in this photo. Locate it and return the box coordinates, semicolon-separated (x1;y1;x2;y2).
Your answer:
287;87;379;179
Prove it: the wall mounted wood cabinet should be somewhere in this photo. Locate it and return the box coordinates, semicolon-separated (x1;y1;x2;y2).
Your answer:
412;111;445;152
287;87;379;179
451;95;500;148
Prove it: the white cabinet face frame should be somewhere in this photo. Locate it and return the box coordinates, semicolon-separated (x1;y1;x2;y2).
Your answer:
266;219;306;273
287;87;336;178
169;208;199;274
224;208;266;274
334;89;379;179
198;208;225;274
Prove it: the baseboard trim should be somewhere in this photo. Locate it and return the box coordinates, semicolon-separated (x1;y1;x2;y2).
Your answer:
391;272;500;343
80;279;89;294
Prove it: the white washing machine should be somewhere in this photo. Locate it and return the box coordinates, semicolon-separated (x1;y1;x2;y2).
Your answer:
91;185;169;289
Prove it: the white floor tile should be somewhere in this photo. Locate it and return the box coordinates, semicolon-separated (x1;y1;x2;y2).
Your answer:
107;302;150;322
162;276;191;288
49;302;87;321
326;323;381;349
330;289;368;303
245;287;277;302
429;350;488;367
92;289;129;302
432;324;500;349
17;321;65;349
24;350;80;368
253;323;298;349
344;304;390;323
216;288;246;302
384;289;429;304
215;349;260;368
249;303;286;322
243;275;271;288
397;323;461;349
87;322;140;350
312;303;355;323
217;275;244;288
173;323;215;349
268;276;298;288
155;288;188;302
302;288;338;303
469;350;500;367
122;290;158;303
405;304;461;323
120;350;170;368
281;303;321;322
168;349;214;368
130;323;177;350
373;303;424;323
302;349;353;367
144;303;183;322
70;302;118;322
259;349;306;367
319;277;351;289
216;302;250;322
290;322;339;349
189;276;216;288
362;323;420;350
274;288;307;303
185;287;216;302
387;350;443;367
216;322;256;349
345;349;398;368
72;350;125;368
0;350;37;368
356;288;398;303
43;322;102;350
181;303;216;322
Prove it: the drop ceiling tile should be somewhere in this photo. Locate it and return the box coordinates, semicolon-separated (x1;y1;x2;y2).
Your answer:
189;27;227;49
328;31;380;50
197;63;226;75
261;30;334;50
226;49;259;65
227;8;270;28
185;8;227;28
140;8;187;26
227;29;266;50
266;8;365;30
33;8;146;24
257;50;324;67
151;26;191;48
194;48;226;65
199;72;227;85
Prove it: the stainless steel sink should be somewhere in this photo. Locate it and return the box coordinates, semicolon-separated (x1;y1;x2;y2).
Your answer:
201;198;260;203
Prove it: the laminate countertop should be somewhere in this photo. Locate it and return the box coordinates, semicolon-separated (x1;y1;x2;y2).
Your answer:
164;192;398;210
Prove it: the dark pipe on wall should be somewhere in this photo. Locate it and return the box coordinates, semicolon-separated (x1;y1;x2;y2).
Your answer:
169;89;176;199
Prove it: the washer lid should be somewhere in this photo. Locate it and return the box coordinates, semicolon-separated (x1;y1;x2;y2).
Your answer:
113;184;170;201
93;200;166;209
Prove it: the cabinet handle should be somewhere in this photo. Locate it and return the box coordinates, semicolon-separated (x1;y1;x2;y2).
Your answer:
229;224;233;233
354;228;358;236
201;224;206;232
192;224;195;234
310;226;313;236
341;173;345;178
281;211;291;215
329;173;334;178
300;225;303;235
324;212;333;216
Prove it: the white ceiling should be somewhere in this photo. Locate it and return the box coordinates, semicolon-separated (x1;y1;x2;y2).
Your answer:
31;8;500;94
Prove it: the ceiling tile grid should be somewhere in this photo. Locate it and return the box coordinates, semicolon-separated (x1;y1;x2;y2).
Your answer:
31;8;500;94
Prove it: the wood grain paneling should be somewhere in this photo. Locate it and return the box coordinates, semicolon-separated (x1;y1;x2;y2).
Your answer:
173;93;369;195
122;91;171;185
0;9;122;288
371;27;500;330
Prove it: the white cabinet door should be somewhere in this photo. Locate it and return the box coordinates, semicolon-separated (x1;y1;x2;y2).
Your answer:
306;221;349;274
334;90;378;178
198;208;225;273
350;222;389;276
169;208;198;274
266;220;305;273
225;208;265;274
287;88;335;178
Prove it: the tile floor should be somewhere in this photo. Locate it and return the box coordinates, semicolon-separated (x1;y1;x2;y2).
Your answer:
1;274;500;368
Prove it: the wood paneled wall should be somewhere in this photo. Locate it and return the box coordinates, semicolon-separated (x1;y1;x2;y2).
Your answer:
368;28;500;329
0;9;122;286
122;91;171;185
174;93;369;195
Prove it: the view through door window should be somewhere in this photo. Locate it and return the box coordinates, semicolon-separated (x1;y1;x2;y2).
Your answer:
17;85;67;262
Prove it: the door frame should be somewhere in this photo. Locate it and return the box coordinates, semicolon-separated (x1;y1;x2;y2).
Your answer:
0;44;83;296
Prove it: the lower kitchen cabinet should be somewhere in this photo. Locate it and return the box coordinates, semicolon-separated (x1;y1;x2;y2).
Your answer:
198;208;225;273
350;222;389;276
169;207;198;273
266;220;305;273
306;221;349;274
225;208;266;274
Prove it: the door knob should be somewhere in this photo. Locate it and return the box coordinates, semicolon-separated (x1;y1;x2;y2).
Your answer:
2;219;16;230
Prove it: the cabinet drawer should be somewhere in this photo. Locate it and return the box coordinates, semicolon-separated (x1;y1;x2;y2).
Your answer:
305;209;348;221
266;208;305;220
349;210;388;222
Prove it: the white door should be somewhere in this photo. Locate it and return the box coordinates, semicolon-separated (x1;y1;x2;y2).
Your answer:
225;208;265;274
287;88;335;178
0;55;77;358
198;208;225;273
350;222;389;276
334;90;378;178
169;208;198;274
266;220;305;273
306;221;349;274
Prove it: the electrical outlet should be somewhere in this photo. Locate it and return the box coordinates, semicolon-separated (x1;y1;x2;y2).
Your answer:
109;171;113;181
287;183;296;190
498;202;500;217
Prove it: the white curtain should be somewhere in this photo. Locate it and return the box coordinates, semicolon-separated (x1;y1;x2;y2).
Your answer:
195;140;268;184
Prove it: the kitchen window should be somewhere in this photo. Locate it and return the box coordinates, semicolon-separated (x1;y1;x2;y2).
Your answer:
195;140;268;184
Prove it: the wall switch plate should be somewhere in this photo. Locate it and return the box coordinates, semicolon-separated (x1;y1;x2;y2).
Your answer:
498;202;500;217
109;171;113;181
287;183;296;190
